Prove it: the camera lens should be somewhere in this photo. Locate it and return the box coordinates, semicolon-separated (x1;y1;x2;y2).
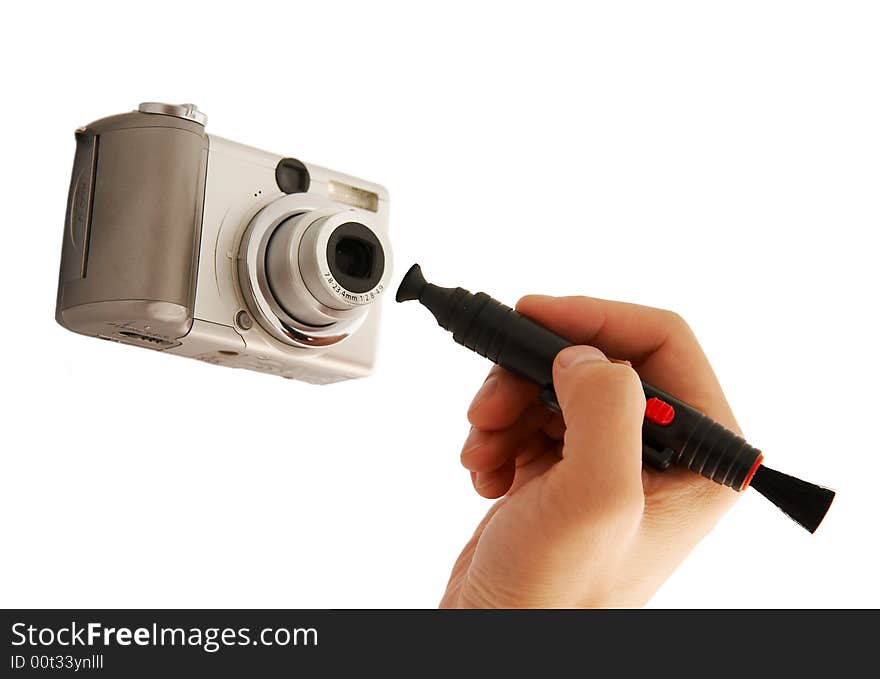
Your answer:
326;222;385;294
334;238;373;279
260;212;390;324
243;204;391;346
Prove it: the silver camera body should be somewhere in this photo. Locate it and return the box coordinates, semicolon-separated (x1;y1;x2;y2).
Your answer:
56;103;392;384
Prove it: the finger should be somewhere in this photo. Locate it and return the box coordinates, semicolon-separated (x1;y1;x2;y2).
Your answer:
520;295;742;530
516;295;738;431
514;430;558;470
467;366;539;431
542;412;565;440
509;434;562;493
461;406;551;473
550;346;646;513
472;458;517;499
466;356;627;435
473;432;561;499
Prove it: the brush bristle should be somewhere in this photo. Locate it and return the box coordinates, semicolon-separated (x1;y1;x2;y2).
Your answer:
749;465;835;533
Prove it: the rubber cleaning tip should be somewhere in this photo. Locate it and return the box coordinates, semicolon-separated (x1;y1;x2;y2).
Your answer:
396;263;428;302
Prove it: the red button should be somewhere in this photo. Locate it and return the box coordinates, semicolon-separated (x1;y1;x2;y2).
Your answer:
645;397;675;426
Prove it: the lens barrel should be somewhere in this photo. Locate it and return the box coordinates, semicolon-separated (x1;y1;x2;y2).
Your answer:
239;200;391;347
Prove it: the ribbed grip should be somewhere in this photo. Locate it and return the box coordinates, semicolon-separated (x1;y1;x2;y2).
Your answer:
448;295;568;392
642;383;763;491
673;414;762;490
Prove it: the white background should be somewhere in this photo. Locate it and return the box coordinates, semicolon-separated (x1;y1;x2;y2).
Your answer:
2;1;878;608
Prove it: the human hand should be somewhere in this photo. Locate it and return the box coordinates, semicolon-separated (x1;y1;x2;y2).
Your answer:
440;295;743;608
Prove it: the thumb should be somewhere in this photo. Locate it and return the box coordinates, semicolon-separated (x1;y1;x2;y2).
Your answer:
552;345;646;509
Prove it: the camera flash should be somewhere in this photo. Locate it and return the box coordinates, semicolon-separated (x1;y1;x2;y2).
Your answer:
328;181;379;212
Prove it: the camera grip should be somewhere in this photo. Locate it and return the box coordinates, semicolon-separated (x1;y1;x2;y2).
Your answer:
57;110;209;343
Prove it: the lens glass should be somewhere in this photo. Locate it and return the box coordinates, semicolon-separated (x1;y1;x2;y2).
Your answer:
326;222;385;294
334;237;374;280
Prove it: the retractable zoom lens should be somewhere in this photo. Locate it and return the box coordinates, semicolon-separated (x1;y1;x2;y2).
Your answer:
239;203;391;348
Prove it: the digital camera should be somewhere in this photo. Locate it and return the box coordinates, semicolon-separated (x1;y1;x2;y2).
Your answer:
56;103;392;383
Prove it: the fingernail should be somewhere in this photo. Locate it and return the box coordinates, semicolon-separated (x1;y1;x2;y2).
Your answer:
461;427;489;462
468;375;498;414
556;345;608;369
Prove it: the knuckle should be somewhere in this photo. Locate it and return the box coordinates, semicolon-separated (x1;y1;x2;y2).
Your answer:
660;309;693;335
